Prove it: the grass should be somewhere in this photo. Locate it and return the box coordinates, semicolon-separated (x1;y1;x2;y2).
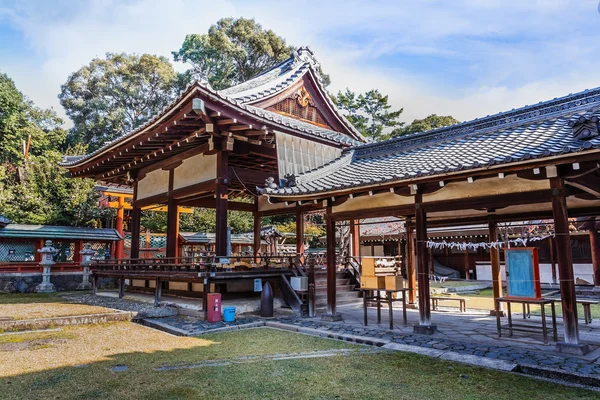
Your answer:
0;292;114;320
429;281;484;289
0;322;596;399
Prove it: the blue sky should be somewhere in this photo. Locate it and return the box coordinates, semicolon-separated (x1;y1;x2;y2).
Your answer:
1;0;600;125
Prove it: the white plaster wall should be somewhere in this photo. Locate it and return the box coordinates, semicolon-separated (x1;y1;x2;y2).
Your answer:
173;153;217;190
137;169;170;200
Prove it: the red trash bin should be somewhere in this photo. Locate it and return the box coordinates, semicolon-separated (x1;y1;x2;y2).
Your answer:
206;293;222;323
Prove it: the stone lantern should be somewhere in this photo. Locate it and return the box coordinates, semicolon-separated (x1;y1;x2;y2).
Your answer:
35;240;57;293
77;242;95;290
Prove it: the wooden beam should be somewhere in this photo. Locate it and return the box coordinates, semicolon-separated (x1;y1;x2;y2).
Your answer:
350;219;360;258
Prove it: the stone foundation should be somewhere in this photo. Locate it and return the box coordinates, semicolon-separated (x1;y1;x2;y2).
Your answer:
0;272;116;293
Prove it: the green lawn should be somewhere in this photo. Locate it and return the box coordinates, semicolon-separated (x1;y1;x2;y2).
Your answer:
0;324;596;399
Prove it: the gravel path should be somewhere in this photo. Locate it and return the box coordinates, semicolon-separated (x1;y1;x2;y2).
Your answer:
62;294;178;318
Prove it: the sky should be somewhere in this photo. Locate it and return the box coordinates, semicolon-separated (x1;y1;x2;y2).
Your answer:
1;0;600;127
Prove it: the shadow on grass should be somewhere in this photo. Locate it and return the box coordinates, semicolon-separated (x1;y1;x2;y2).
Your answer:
0;292;88;305
0;328;597;400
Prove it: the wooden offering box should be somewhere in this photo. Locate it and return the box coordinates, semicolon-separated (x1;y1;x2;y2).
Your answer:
361;276;385;290
504;247;542;300
385;275;404;290
361;258;376;276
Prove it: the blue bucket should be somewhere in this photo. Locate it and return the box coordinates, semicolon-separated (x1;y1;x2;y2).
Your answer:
223;306;236;322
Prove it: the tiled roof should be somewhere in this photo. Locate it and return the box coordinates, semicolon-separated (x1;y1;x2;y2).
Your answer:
0;224;123;241
61;54;362;169
267;87;600;197
244;105;361;146
219;47;365;142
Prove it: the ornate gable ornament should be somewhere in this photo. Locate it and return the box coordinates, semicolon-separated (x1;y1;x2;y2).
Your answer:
296;87;311;107
568;115;600;140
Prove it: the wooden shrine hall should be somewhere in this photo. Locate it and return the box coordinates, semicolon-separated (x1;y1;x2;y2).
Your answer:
62;46;600;354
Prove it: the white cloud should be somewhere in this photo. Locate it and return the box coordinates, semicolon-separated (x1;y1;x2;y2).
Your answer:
2;0;600;127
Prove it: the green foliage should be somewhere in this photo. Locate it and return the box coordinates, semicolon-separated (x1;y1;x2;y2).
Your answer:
173;17;294;90
334;88;404;141
141;208;253;234
59;53;188;152
0;72;66;164
0;151;113;227
391;114;459;138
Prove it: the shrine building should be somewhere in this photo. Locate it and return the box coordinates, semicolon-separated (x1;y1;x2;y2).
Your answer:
62;47;600;355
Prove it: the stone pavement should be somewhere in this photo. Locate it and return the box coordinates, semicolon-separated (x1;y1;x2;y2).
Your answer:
143;302;600;380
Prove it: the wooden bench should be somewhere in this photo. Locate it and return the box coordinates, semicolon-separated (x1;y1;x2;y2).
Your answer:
578;299;599;324
431;296;468;312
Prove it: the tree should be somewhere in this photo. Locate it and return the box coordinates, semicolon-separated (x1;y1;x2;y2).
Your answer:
334;89;404;141
59;53;187;151
0;150;112;227
391;114;460;138
0;72;66;164
172;17;295;90
141;208;254;234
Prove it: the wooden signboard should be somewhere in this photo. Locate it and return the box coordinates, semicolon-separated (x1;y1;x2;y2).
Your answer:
504;247;541;299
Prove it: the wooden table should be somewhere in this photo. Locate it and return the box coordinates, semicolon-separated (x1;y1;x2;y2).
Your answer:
495;297;557;344
360;288;409;330
431;296;468;312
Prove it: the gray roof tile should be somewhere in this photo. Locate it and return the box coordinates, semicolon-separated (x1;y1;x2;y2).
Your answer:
267;87;600;197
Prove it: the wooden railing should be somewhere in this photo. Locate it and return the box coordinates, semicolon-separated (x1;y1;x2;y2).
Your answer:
93;254;303;275
0;262;83;274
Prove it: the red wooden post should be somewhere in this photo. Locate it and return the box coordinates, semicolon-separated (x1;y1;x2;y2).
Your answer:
115;195;125;259
551;177;587;354
323;201;342;321
414;194;436;334
215;151;229;257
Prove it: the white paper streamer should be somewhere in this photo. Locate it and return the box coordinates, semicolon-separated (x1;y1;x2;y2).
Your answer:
425;234;554;251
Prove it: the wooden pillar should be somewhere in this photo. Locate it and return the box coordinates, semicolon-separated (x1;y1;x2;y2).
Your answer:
296;210;305;258
166;200;180;259
488;219;504;316
322;201;342;321
463;243;470;280
215;151;229;257
428;247;434;277
253;212;261;261
406;219;416;305
551;177;586;353
115;195;125;259
350;219;360;258
130;206;141;260
549;237;557;284
414;194;435;333
119;275;125;299
590;228;600;287
154;277;162;306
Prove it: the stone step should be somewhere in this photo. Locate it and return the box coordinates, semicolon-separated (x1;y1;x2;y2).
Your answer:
315;278;352;287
